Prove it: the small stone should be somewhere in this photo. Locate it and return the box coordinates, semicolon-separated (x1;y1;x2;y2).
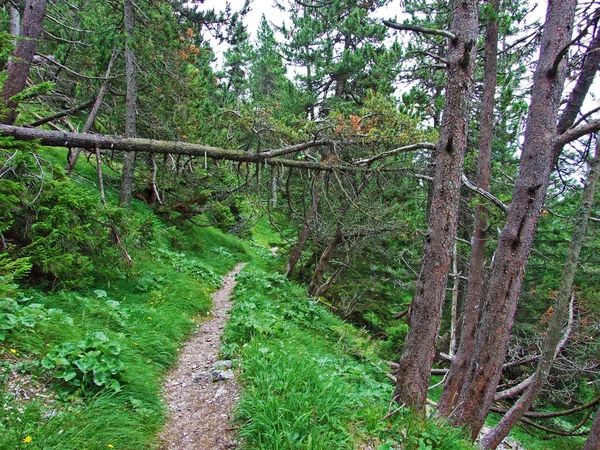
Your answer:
214;387;227;398
211;360;233;370
211;369;234;382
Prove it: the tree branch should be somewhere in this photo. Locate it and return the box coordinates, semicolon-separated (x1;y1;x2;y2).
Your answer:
461;173;508;212
35;54;116;80
26;100;94;127
354;142;436;166
556;119;600;147
491;394;600;419
383;20;456;40
0;124;368;172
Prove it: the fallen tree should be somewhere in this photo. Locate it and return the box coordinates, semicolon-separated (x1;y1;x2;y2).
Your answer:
0;124;345;171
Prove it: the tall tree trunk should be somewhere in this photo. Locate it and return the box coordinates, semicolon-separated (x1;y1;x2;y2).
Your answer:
271;166;278;208
451;0;578;439
448;240;460;356
436;0;499;417
66;50;117;173
480;140;600;449
119;0;137;207
584;405;600;450
286;174;321;277
0;0;48;125
392;0;479;411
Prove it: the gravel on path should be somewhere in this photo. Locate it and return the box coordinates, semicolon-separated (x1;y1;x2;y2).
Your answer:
159;263;247;450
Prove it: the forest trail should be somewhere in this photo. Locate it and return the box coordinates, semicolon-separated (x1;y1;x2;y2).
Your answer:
159;263;247;450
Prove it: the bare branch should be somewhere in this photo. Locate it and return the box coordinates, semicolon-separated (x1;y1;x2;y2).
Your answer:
461;173;508;212
0;125;368;172
354;142;436;166
556;119;600;147
259;140;333;158
35;53;117;80
491;395;600;420
26;100;94;127
383;19;456;40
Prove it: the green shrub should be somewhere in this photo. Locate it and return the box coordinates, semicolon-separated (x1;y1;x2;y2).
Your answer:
0;144;134;288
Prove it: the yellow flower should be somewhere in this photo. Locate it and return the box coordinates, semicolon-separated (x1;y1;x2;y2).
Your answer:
107;445;115;449
23;436;32;443
10;349;16;354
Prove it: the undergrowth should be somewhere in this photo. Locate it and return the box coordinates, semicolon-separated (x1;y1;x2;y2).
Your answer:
0;142;248;448
1;142;574;450
223;258;475;450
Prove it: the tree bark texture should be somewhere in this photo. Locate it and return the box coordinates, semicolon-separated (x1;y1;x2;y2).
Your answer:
584;405;600;450
451;0;578;439
286;174;321;277
66;50;117;173
95;147;106;205
0;0;48;125
481;140;600;449
449;240;460;357
393;0;479;412
119;0;138;207
436;0;499;417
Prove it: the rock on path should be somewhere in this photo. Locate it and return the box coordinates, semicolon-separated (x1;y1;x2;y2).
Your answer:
159;263;247;450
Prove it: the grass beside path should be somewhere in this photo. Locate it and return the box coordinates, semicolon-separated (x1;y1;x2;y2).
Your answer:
0;208;248;449
223;250;475;450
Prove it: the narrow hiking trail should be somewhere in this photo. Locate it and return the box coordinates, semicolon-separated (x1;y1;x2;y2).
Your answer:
159;263;247;450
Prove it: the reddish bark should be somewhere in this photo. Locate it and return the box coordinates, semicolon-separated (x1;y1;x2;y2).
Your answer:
584;405;600;450
451;0;578;439
481;140;600;449
437;0;499;417
0;0;48;125
392;0;479;411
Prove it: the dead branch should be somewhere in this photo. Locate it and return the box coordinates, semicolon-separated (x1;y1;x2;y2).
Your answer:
491;394;600;419
383;19;456;40
26;100;94;127
354;142;436;166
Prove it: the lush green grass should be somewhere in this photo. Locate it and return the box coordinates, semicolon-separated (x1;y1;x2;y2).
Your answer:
0;193;246;449
223;261;475;450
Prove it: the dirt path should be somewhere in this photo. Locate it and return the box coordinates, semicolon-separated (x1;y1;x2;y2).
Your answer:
159;263;247;450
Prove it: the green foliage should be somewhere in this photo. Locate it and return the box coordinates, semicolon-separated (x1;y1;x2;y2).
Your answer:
9;81;54;103
379;324;410;360
0;296;73;342
153;248;222;287
0;142;136;289
0;145;245;448
41;331;123;391
394;410;474;450
225;263;474;449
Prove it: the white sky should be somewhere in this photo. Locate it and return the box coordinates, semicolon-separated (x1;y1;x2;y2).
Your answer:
197;0;405;41
195;0;598;115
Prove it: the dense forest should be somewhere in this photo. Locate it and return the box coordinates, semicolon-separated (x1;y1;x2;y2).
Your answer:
1;0;600;448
